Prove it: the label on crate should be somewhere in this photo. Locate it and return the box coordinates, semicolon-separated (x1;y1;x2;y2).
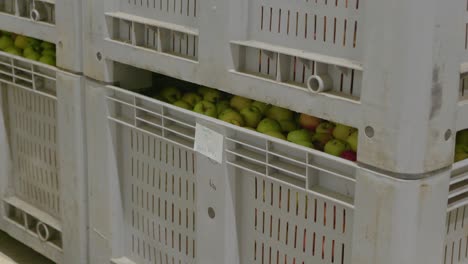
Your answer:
194;123;224;163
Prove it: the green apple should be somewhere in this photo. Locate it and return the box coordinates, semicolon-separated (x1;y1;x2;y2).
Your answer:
218;108;236;118
204;89;222;103
287;129;312;143
160;86;182;103
257;118;282;133
264;131;286;140
455;152;468;162
14;35;29;50
5;47;22;56
251;101;270;114
23;46;36;57
332;124;357;141
299;113;321;131
266;106;294;122
346;131;358;152
27;38;41;47
40;42;55;50
279;119;298;133
456;130;468;145
294;140;314;148
455;144;466;154
324;139;348;157
193;101;217;118
311;133;333;151
230;96;252;112
197;86;213;96
24;52;40;61
240;106;262;128
216;100;231;115
39;55;56;66
219;110;245;127
173;100;192;110
181;92;202;107
41;49;56;57
0;35;14;50
316;122;335;135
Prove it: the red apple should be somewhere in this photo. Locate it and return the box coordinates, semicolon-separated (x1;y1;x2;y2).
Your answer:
340;150;357;161
299;114;321;131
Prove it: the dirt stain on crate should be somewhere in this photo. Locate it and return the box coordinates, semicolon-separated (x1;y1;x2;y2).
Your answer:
430;66;443;120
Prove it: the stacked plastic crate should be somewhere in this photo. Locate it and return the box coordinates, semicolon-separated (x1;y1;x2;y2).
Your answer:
82;0;468;264
0;1;87;264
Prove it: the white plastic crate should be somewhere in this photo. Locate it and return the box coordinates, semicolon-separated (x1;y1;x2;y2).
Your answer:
83;0;468;262
85;80;468;264
0;0;82;72
83;0;363;128
85;0;468;175
0;51;87;264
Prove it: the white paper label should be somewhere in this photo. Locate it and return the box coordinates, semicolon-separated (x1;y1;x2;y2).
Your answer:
194;123;224;163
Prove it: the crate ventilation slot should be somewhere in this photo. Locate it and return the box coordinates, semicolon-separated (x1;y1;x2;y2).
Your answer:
230;40;362;100
444;204;468;264
449;162;468;211
4;196;62;249
120;0;199;20
0;51;57;98
106;85;196;150
106;12;199;61
225;130;357;206
0;0;55;24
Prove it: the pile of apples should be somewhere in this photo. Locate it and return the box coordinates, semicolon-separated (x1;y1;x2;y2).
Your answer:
455;130;468;162
158;85;359;161
0;31;56;66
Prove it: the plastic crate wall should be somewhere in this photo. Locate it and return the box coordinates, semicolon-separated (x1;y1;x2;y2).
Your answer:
83;0;363;130
85;81;468;264
85;81;359;264
0;52;87;264
0;0;83;72
85;0;467;175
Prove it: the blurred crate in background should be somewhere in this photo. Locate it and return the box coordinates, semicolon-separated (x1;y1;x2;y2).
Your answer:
0;52;87;264
0;0;82;72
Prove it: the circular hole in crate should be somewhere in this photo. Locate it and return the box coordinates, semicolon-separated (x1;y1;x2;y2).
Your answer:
365;126;375;138
445;129;452;141
208;207;215;219
96;52;102;61
36;222;50;241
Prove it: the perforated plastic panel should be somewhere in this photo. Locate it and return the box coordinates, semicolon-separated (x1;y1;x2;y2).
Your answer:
120;128;196;264
7;86;59;219
224;126;356;264
120;0;199;28
445;162;468;264
245;0;362;62
237;172;353;264
444;206;468;264
95;86;198;264
0;51;86;264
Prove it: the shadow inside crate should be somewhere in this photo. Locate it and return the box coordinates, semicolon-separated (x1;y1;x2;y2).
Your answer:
0;231;54;264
